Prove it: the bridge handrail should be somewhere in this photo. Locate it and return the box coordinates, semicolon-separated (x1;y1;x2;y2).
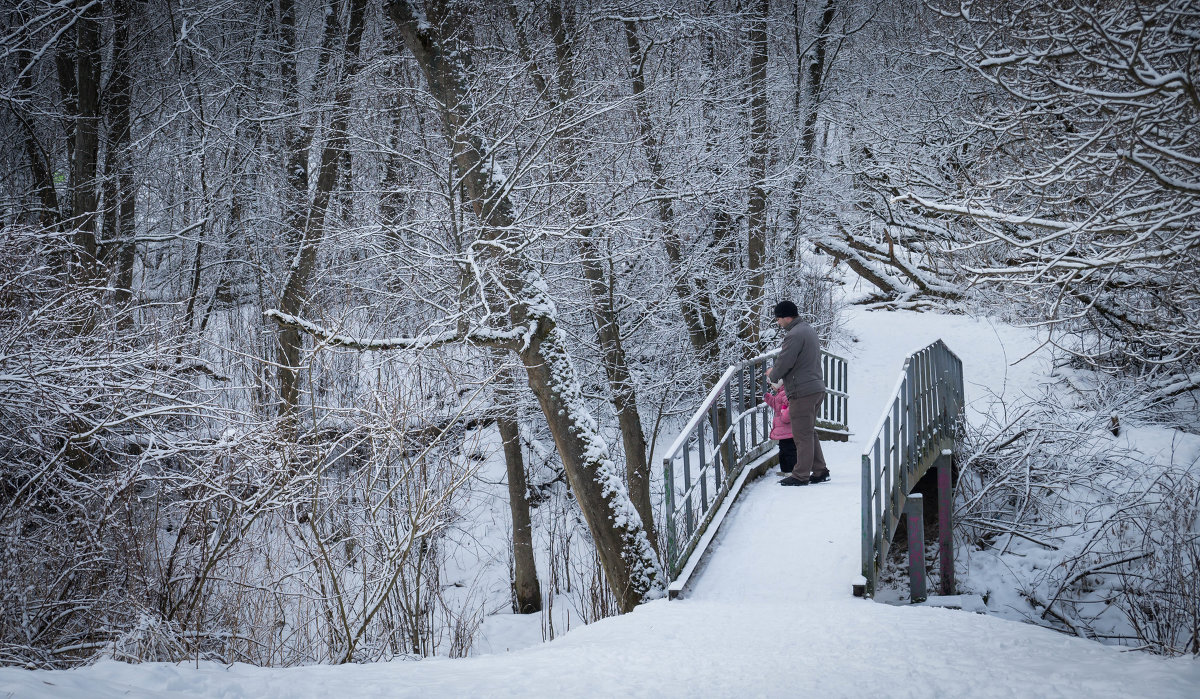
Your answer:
673;402;771;506
661;347;850;584
661;349;778;463
860;339;964;597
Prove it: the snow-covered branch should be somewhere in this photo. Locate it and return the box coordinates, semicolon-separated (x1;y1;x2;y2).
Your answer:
263;310;525;351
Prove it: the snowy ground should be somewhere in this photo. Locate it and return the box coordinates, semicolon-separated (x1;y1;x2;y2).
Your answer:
4;308;1198;698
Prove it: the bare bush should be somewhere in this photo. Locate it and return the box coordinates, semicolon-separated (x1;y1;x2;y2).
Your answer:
0;226;483;666
0;229;212;667
956;381;1200;655
1117;468;1200;656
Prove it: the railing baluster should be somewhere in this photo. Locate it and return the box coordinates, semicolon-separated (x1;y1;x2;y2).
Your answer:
821;355;829;422
932;347;944;438
841;358;848;426
723;382;735;470
924;351;932;435
883;414;894;542
904;365;915;491
759;361;769;443
861;452;873;593
709;400;718;483
915;352;924;457
758;365;768;441
749;362;759;445
698;420;709;515
927;348;937;438
873;438;883;588
664;456;677;574
873;437;884;585
683;441;694;537
894;383;905;525
737;363;746;453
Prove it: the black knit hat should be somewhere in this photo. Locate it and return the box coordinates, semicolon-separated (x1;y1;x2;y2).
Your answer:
773;300;799;318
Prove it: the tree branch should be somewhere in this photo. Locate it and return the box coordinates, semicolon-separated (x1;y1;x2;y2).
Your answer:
263;310;523;351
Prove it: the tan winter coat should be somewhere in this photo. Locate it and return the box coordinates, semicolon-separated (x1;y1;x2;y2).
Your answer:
767;318;825;399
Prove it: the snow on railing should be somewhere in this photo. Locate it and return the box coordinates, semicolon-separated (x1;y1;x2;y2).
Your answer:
860;340;964;599
661;348;849;594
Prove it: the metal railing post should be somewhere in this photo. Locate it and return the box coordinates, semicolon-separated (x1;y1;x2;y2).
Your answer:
937;448;954;596
722;384;735;474
904;494;927;603
664;456;677;575
737;363;747;453
697;421;709;513
861;453;873;595
683;444;694;536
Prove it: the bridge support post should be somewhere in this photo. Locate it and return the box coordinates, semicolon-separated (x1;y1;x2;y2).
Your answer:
904;494;927;603
860;454;873;596
937;449;954;596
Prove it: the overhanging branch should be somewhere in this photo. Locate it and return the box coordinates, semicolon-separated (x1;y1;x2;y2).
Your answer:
264;310;524;352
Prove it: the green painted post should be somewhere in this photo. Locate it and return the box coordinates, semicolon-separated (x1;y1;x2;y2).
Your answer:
697;421;708;514
861;452;873;596
737;364;746;452
664;456;677;576
683;446;694;536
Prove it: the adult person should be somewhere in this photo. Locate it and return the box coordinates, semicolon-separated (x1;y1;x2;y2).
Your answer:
766;301;830;486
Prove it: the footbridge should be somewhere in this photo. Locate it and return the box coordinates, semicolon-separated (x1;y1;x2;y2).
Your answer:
658;340;964;601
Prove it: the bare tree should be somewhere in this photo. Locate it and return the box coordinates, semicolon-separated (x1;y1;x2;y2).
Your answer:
511;0;660;553
622;17;724;388
267;0;664;613
495;361;542;614
742;0;769;356
100;0;136;309
897;0;1200;377
276;0;368;423
67;0;102;289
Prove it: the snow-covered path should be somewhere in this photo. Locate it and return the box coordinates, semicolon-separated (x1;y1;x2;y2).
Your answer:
4;310;1198;698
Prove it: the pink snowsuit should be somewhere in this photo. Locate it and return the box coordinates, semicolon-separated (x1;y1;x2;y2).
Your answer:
764;389;792;440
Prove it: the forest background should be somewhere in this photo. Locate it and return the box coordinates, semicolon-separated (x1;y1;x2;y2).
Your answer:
1;0;1197;667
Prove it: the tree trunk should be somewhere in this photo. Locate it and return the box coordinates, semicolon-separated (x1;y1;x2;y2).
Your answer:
788;0;837;258
388;0;662;612
582;261;658;554
623;20;722;390
278;0;309;246
70;0;102;287
276;0;367;421
495;363;541;614
544;2;658;553
742;0;769;357
514;306;661;612
16;48;59;230
56;32;77;180
102;0;137;310
800;0;837;165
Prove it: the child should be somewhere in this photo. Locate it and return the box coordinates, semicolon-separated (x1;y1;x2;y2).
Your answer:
764;384;796;476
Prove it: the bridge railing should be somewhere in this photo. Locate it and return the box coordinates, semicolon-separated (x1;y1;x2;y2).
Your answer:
860;340;964;598
661;348;849;585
